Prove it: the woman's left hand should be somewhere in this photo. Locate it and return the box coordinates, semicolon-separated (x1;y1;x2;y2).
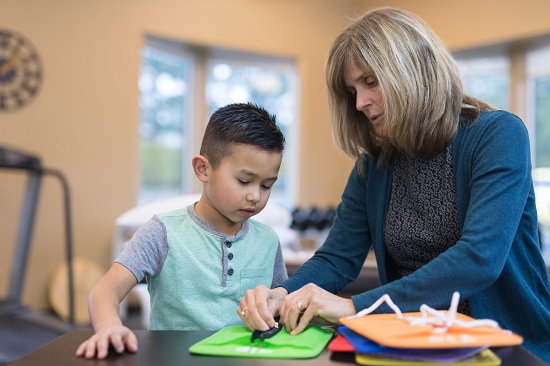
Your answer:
279;283;356;334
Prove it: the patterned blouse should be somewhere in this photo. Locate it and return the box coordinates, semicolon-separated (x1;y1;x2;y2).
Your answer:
384;144;470;314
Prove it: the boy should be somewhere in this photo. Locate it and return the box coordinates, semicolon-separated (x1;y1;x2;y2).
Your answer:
76;103;288;359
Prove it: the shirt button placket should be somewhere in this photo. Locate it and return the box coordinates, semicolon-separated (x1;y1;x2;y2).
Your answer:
225;241;234;275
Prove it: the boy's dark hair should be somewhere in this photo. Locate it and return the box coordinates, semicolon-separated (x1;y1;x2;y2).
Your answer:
200;103;285;168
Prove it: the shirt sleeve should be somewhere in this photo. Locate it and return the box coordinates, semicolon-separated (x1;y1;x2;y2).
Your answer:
115;215;169;282
270;242;289;288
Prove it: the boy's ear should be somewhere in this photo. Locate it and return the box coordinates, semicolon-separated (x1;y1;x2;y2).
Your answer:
192;155;210;182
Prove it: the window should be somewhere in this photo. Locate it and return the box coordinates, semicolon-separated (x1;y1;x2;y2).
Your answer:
527;42;550;247
455;40;550;170
138;40;195;203
205;50;298;205
138;37;298;207
456;50;510;110
527;44;550;169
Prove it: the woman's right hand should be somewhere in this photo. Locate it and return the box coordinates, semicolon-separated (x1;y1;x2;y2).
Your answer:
238;285;288;331
75;325;138;359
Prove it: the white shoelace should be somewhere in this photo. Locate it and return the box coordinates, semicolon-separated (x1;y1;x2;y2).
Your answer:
348;291;500;334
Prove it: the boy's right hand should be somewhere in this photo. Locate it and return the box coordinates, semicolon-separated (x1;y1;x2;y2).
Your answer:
238;285;288;331
75;325;138;359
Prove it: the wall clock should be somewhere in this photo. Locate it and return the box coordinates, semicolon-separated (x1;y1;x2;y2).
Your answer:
0;29;43;112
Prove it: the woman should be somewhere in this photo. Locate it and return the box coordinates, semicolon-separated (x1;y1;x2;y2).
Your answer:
238;7;550;363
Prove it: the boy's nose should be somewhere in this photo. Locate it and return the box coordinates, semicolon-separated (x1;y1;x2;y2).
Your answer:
247;188;260;203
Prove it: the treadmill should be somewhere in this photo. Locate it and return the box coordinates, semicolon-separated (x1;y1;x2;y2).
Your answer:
0;145;76;365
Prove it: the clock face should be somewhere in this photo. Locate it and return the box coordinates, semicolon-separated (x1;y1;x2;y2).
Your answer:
0;29;43;112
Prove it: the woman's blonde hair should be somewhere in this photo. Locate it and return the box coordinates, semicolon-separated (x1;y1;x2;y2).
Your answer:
326;7;496;169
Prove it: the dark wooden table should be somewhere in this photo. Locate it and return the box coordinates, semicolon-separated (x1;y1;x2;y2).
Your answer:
7;330;548;366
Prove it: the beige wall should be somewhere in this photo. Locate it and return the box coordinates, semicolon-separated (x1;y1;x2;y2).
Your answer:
1;0;550;311
362;0;550;51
